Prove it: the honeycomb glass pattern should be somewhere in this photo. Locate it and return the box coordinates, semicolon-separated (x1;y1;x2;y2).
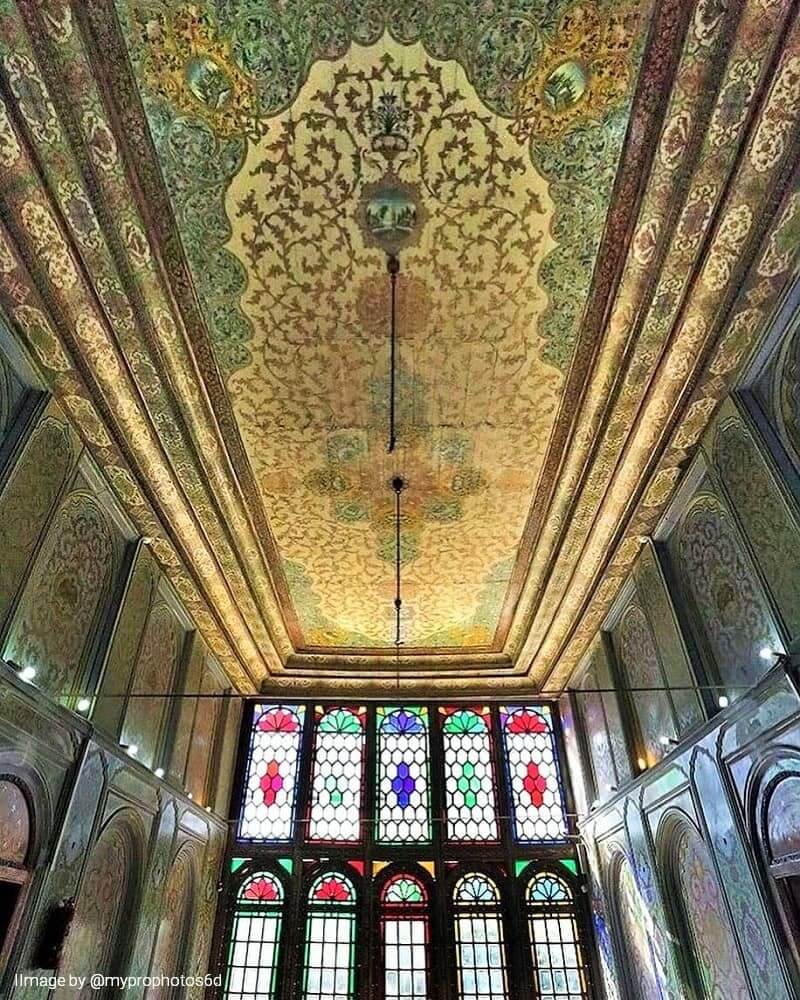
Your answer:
224;872;285;1000
308;707;366;843
500;706;568;844
441;708;499;842
381;874;430;1000
239;705;305;842
453;874;509;1000
302;872;357;1000
526;872;588;1000
377;707;432;844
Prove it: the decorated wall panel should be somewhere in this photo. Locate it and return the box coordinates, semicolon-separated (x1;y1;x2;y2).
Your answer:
713;403;800;638
670;820;750;999
3;478;125;703
145;842;197;994
0;339;27;458
668;488;781;699
120;599;186;769
612;853;666;1000
0;408;76;626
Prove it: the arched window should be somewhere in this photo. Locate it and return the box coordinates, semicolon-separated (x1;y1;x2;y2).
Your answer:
308;707;366;843
239;705;305;842
376;707;431;844
0;778;32;958
500;706;567;843
525;871;588;999
380;872;431;1000
301;871;358;1000
452;872;509;1000
441;708;499;842
224;870;286;1000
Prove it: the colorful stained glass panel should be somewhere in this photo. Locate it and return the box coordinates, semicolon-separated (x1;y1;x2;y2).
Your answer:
239;705;305;842
302;873;357;1000
224;872;285;1000
501;706;568;843
453;874;509;1000
377;707;431;844
526;873;588;1000
442;709;499;842
382;874;430;1000
308;707;366;843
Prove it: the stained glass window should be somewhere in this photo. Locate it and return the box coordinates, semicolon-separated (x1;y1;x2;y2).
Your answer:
308;707;366;843
453;873;509;1000
239;705;305;842
526;872;588;1000
441;708;499;842
381;873;430;1000
302;871;357;1000
501;706;568;844
377;707;431;844
224;871;285;1000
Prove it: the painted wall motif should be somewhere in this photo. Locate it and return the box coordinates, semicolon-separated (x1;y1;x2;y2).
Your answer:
120;601;183;769
0;778;30;865
4;484;122;701
714;409;800;637
0;411;75;623
672;492;781;695
55;815;137;999
614;854;666;1000
673;822;750;1000
145;843;195;997
766;774;800;863
614;604;676;765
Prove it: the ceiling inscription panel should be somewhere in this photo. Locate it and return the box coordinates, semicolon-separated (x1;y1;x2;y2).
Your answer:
116;0;644;651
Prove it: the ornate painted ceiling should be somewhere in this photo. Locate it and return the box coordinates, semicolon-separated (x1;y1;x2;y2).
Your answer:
0;0;798;692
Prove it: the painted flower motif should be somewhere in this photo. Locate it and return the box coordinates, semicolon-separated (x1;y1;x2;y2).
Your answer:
257;708;300;732
20;201;78;290
314;877;351;902
0;102;21;168
632;218;659;267
82;111;118;172
522;762;548;806
659;109;691;171
244;877;281;902
122;220;152;269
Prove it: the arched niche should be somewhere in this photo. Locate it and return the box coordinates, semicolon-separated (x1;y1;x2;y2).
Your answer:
145;842;199;995
0;777;34;964
657;811;750;1000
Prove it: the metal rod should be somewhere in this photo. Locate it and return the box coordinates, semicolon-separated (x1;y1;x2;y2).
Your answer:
387;253;399;453
392;475;404;648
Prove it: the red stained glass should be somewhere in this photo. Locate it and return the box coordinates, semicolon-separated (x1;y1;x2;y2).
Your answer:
258;707;302;732
244;877;281;902
260;760;285;806
313;876;352;903
523;763;547;807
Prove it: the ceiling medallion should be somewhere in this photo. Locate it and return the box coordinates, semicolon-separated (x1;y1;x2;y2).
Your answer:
359;175;426;256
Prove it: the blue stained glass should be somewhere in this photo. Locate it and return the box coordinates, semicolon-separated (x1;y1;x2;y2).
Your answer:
377;707;431;843
391;762;417;808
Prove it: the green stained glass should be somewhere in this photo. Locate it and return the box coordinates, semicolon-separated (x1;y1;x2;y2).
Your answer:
308;707;365;842
302;871;357;1000
230;858;247;873
278;858;294;875
442;708;499;842
560;859;578;876
224;871;285;1000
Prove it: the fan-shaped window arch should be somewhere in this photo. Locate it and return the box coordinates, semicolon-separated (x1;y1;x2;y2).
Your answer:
441;708;499;842
239;704;305;842
452;871;509;1000
524;870;588;999
379;869;432;1000
301;869;358;1000
224;868;287;1000
661;817;750;999
307;707;366;843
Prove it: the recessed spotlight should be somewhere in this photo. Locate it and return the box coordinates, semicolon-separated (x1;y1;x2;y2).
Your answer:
154;767;165;779
187;792;193;800
125;743;138;758
205;806;212;813
637;756;647;771
77;698;91;713
718;695;729;709
19;666;36;682
760;646;776;661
